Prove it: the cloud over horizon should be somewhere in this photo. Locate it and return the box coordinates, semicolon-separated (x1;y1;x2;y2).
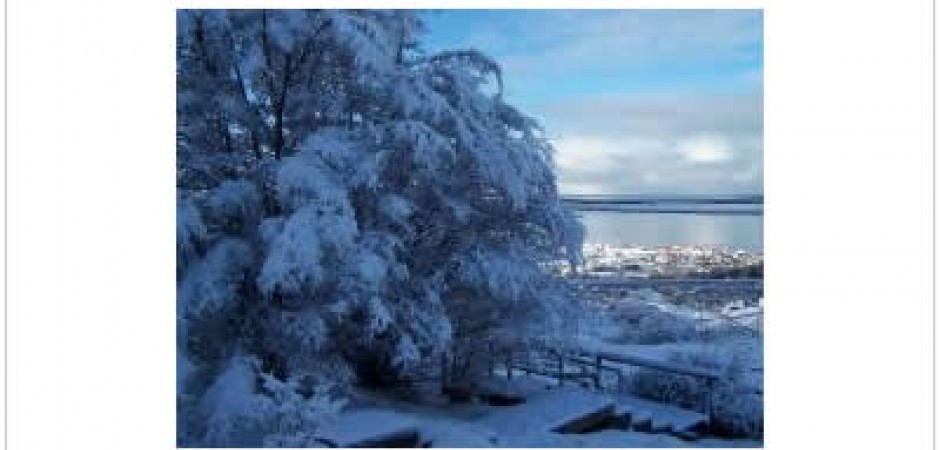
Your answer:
425;9;763;196
542;89;763;195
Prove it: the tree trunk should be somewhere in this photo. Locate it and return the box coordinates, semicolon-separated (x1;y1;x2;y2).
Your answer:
272;54;293;160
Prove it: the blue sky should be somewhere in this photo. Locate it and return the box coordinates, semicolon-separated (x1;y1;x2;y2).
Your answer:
422;10;763;195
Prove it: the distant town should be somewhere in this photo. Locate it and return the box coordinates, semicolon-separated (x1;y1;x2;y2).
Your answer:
579;244;763;279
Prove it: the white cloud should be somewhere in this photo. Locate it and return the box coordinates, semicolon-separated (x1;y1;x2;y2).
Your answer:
553;136;617;172
426;10;763;195
678;135;733;164
562;182;608;196
541;90;762;195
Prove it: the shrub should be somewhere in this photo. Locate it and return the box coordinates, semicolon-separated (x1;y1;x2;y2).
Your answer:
611;303;698;344
629;348;763;439
178;356;346;447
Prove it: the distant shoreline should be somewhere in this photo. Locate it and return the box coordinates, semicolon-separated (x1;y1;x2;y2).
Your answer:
573;207;763;215
563;194;764;215
562;194;764;204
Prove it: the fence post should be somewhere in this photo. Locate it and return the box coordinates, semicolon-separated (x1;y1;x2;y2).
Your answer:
440;352;448;394
506;353;513;381
705;377;717;425
487;343;494;377
594;356;602;390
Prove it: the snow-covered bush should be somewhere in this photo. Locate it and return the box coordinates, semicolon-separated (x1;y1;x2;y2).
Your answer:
177;9;582;445
177;197;206;279
202;179;262;234
629;350;717;412
178;356;345;447
708;352;763;438
610;302;698;344
635;313;698;344
629;348;763;439
178;238;253;321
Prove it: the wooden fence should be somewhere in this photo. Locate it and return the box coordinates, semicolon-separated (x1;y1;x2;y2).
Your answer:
496;346;722;417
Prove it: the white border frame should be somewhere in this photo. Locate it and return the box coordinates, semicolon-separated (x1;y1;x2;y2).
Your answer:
4;1;934;449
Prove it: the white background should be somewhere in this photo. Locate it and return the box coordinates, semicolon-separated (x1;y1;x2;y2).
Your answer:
3;0;934;449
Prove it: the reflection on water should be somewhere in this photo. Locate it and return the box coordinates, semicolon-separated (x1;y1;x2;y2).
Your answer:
578;211;763;251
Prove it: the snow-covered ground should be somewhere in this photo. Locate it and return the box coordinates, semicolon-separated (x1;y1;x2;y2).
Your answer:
316;279;764;448
338;382;761;448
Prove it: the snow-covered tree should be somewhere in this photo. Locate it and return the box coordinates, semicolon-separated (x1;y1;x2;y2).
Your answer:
177;9;582;446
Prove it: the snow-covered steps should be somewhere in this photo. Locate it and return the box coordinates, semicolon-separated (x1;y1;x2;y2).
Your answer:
417;419;500;448
316;409;421;448
316;391;748;448
475;375;554;406
475;388;618;436
614;394;710;439
471;386;708;442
